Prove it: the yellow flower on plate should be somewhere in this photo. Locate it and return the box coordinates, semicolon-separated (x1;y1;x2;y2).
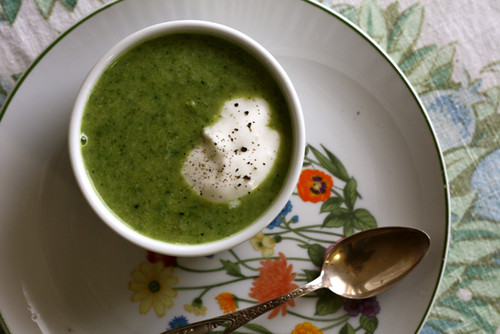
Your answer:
129;261;178;317
250;231;275;258
184;297;207;316
292;321;324;334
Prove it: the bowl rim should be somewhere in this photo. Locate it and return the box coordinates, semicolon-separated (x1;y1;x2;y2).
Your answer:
68;19;305;257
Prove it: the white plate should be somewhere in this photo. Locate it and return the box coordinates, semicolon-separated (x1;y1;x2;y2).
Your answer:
0;1;449;333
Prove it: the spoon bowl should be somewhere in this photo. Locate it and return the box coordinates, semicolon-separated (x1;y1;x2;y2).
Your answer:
163;226;430;334
323;226;430;299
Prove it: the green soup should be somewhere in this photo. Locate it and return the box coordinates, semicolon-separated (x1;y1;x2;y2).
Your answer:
80;34;293;244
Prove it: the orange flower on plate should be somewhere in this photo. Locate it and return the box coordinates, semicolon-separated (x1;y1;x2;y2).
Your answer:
297;169;333;203
292;321;324;334
248;252;298;319
216;292;238;313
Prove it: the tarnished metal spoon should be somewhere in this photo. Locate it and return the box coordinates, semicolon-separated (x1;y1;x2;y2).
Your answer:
162;226;430;334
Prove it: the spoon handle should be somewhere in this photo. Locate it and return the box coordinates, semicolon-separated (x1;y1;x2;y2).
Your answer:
162;276;324;334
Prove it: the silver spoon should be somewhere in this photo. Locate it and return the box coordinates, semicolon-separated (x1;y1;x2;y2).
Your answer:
162;226;430;334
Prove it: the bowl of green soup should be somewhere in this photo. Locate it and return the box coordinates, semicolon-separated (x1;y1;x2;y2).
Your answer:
69;20;305;256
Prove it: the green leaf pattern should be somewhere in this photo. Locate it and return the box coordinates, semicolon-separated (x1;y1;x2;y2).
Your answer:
323;1;500;333
0;0;77;23
315;291;343;315
34;0;54;18
358;0;387;48
304;143;377;236
0;0;22;23
123;142;379;333
307;243;327;267
0;0;499;333
339;322;356;334
220;259;244;278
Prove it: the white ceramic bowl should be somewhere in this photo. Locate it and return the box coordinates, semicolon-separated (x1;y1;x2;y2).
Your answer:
69;20;305;257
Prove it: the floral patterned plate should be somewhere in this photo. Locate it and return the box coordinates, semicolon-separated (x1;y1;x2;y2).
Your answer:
0;0;449;333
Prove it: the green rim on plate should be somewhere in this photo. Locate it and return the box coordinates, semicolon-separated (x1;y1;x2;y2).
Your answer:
0;1;450;333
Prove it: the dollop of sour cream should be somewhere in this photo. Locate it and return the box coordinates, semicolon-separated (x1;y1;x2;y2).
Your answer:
182;97;279;203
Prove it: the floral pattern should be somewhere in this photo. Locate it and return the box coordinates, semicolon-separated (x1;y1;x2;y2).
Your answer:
250;231;276;258
215;292;238;313
297;169;333;203
0;0;499;333
248;252;299;319
184;298;207;316
147;250;177;267
267;200;297;229
126;1;500;331
167;315;188;330
123;142;379;332
128;261;178;317
0;0;78;23
292;321;324;334
123;0;500;329
324;1;500;333
302;145;376;236
343;297;380;318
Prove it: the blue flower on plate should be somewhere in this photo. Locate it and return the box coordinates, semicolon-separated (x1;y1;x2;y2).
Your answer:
420;325;446;334
168;315;189;329
470;148;500;221
267;200;294;229
421;78;483;152
421;318;463;333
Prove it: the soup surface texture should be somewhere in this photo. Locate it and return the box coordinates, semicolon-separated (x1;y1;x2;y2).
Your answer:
81;34;293;244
